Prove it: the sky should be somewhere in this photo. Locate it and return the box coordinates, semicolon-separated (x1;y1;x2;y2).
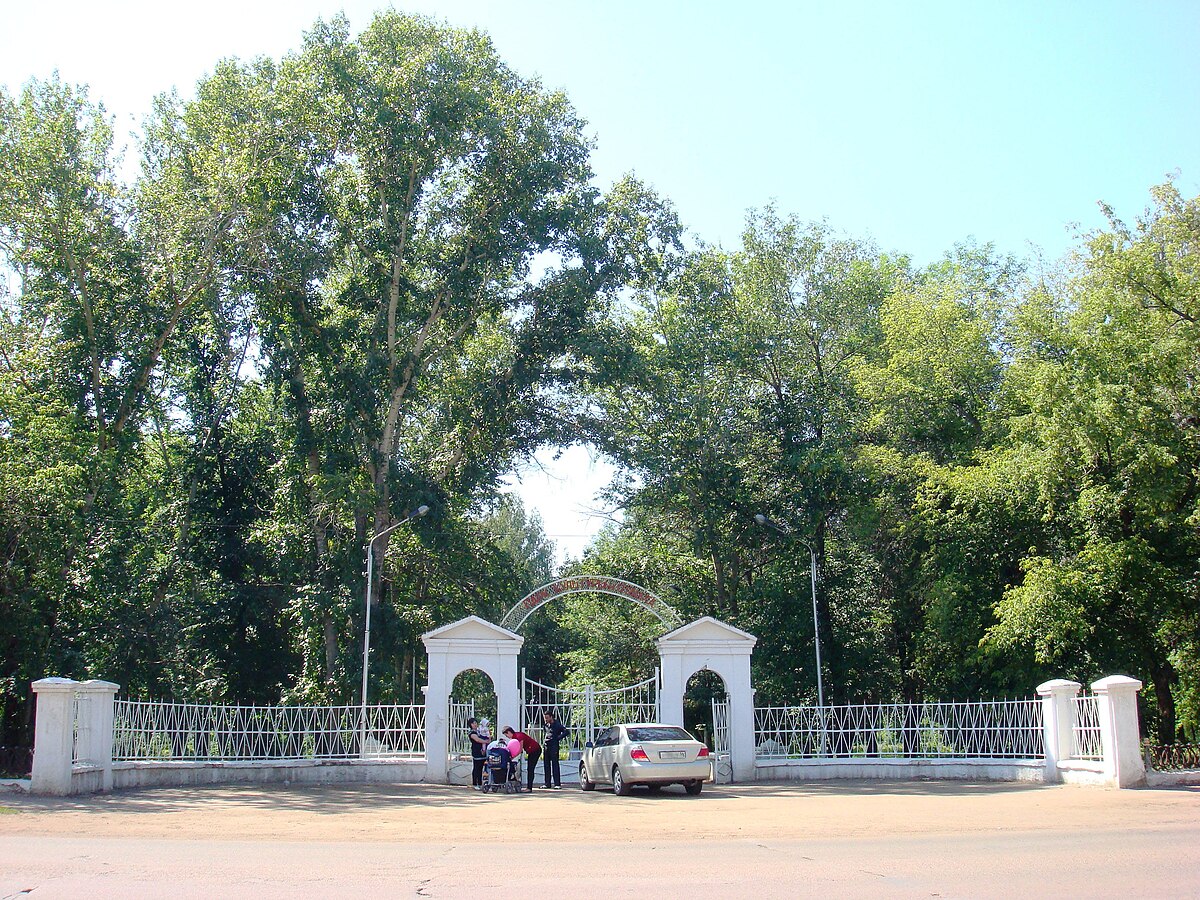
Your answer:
4;1;1198;562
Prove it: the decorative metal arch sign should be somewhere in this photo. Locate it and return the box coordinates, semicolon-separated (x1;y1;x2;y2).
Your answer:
500;575;683;633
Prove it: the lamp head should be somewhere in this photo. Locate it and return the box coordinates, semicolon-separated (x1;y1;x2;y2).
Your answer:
754;512;789;535
415;505;430;517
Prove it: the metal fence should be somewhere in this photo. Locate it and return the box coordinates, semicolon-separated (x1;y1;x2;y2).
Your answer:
522;671;659;748
71;695;86;765
754;699;1044;760
1070;694;1103;761
1143;742;1200;771
711;698;730;755
112;700;425;761
448;701;476;756
593;676;660;734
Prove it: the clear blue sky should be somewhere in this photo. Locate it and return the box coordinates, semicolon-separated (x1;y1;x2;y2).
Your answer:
4;1;1198;558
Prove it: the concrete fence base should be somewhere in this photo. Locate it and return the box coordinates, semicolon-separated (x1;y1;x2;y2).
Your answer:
754;758;1047;783
1145;768;1200;787
111;758;428;791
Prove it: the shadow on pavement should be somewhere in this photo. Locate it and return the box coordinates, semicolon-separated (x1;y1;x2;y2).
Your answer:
0;776;1097;815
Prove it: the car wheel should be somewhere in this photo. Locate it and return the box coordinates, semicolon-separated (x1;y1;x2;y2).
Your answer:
684;780;703;796
612;765;631;796
579;762;595;791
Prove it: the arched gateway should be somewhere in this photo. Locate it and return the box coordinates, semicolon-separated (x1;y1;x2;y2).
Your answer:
422;577;757;783
499;575;684;632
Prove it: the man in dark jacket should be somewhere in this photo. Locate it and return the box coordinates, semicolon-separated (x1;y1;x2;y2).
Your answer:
541;710;570;789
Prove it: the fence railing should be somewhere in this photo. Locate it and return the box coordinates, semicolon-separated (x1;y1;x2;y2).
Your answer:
1143;742;1200;772
754;699;1044;760
711;698;730;755
71;695;87;765
448;701;476;756
1070;694;1103;761
593;676;660;734
112;700;425;761
522;670;659;748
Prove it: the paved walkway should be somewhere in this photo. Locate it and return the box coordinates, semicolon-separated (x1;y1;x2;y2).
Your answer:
2;780;1198;897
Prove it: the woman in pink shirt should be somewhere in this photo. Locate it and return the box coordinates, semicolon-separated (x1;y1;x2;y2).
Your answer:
502;726;542;792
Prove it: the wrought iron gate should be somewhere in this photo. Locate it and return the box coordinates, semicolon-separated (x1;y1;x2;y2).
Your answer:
522;669;660;781
711;697;733;783
448;700;476;756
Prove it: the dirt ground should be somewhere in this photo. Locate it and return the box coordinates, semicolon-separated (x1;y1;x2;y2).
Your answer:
2;780;1199;898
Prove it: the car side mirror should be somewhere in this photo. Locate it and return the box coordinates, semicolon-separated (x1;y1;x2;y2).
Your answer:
584;741;594;749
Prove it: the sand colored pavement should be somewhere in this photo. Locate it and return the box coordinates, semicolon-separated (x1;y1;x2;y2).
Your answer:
1;780;1198;897
1;779;1196;843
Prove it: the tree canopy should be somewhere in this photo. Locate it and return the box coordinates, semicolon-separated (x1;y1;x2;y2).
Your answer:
1;11;1196;757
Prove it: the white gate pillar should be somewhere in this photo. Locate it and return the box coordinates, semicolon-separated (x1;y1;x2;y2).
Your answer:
1092;675;1145;788
656;617;757;782
422;616;524;784
74;679;120;791
423;646;452;783
658;656;686;728
31;677;78;796
1037;678;1081;783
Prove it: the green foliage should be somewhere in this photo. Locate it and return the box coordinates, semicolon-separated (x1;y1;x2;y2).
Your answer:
1;18;1197;750
979;181;1200;738
450;669;496;724
0;12;658;744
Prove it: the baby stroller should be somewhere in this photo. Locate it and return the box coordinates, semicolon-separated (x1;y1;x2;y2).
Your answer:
484;743;519;794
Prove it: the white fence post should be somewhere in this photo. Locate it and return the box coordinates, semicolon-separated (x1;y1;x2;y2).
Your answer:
31;677;78;796
73;680;120;791
1092;675;1145;788
1037;679;1081;783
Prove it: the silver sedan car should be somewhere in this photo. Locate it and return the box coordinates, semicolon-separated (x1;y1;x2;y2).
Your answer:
579;723;710;795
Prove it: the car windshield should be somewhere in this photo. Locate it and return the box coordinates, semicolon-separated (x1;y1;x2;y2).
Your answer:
627;726;691;742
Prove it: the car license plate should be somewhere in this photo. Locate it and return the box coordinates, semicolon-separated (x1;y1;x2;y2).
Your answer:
658;750;685;759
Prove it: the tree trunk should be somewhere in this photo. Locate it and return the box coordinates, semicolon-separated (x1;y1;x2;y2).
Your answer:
323;617;338;693
1149;659;1178;742
285;347;340;693
712;551;728;617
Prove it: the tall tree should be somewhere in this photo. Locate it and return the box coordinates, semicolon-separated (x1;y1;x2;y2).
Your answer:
848;243;1026;701
731;211;896;702
163;12;673;698
0;74;248;736
987;182;1200;739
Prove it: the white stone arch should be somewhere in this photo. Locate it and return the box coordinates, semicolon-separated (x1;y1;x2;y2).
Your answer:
500;575;683;633
657;617;757;781
422;616;523;782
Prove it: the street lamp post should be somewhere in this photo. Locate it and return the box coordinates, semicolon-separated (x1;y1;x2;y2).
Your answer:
754;513;824;708
360;504;429;753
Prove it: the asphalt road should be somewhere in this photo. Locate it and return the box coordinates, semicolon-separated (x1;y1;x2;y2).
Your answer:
2;780;1198;898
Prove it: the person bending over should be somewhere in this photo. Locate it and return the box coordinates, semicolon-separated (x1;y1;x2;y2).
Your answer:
503;725;542;792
